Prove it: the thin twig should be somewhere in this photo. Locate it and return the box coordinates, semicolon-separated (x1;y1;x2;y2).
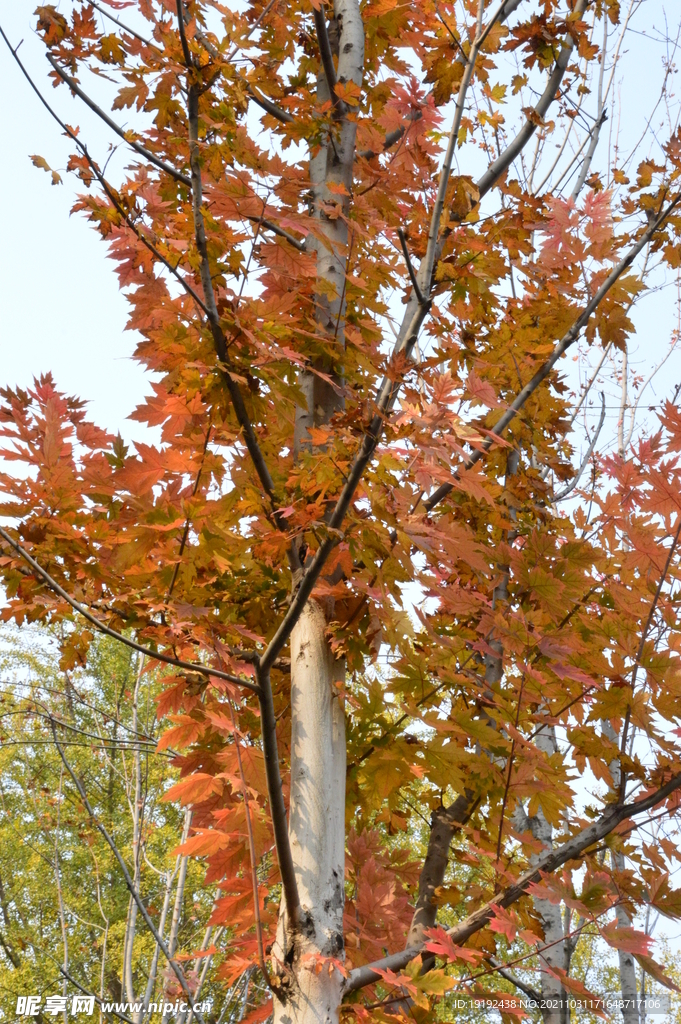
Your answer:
45;54;192;188
227;699;272;987
552;391;606;502
397;228;427;306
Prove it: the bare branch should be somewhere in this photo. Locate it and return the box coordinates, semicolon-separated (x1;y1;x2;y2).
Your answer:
59;966;136;1024
397;228;427;306
476;0;588;203
175;0;194;68
485;957;541;1001
569;108;608;201
255;666;301;925
552;391;606;502
244;211;306;250
247;84;294;124
420;0;487;291
312;6;342;113
85;1;155;47
405;793;478;954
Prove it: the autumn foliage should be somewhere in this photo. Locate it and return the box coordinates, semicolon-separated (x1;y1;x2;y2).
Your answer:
3;0;681;1021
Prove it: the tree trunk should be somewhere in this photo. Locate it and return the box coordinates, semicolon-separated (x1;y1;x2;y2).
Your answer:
272;601;346;1024
272;3;364;1022
527;726;569;1024
602;720;640;1024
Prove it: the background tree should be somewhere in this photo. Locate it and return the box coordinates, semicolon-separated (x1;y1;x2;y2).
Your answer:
0;632;253;1023
2;1;681;1024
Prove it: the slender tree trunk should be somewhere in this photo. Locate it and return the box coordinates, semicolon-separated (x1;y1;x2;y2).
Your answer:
527;726;569;1024
272;600;346;1024
603;720;640;1024
272;4;363;1022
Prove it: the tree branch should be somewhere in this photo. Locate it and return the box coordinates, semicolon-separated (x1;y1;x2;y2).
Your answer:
485;956;541;1001
228;699;272;985
256;666;301;926
356;0;523;162
397;228;427;306
552;391;606;502
178;32;285;530
59;966;136;1024
45;54;192;188
424;197;681;513
174;1;300;927
258;0;503;675
247;84;294;124
7;21;285;528
0;26;210;318
175;0;194;68
357;110;423;161
312;5;342;113
405;792;478;953
244;211;306;250
0;526;261;695
342;769;681;994
476;0;587;203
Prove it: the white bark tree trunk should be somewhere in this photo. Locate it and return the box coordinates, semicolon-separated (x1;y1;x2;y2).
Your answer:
527;726;569;1024
603;720;640;1024
272;600;346;1024
272;5;363;1021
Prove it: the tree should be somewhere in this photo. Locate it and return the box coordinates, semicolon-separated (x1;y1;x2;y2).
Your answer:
0;631;242;1023
2;1;681;1023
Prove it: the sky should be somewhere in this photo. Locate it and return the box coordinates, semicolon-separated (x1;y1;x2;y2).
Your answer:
0;5;150;443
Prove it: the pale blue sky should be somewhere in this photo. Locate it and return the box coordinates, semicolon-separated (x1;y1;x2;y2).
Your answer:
1;4;150;442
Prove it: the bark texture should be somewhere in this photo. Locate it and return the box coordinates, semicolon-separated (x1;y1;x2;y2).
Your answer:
603;719;640;1024
527;726;569;1024
272;601;346;1024
273;3;364;1022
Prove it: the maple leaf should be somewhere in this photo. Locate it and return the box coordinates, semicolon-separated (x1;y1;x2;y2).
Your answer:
466;370;500;408
600;921;653;956
161;773;225;806
156;715;204;751
29;154;62;185
424;927;484;964
488;905;519;942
